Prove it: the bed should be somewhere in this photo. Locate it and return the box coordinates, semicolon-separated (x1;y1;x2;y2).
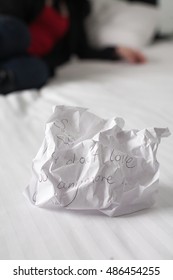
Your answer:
0;40;173;260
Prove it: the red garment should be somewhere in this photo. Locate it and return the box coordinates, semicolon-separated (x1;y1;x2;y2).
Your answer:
28;6;69;56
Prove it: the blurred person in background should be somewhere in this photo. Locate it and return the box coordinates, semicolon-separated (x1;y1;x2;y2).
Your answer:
0;0;146;95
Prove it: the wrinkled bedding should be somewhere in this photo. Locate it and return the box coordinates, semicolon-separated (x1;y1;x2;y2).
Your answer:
0;40;173;259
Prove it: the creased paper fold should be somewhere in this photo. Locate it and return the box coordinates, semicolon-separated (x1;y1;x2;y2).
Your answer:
24;106;170;216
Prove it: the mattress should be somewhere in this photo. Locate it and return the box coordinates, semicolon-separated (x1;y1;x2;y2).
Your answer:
0;40;173;260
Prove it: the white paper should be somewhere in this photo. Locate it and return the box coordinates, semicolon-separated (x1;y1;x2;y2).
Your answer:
24;106;171;216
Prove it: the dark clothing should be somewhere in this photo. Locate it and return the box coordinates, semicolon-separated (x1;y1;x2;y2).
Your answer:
1;0;157;73
0;0;120;70
0;0;45;23
0;0;158;22
0;16;30;59
0;16;49;93
0;0;158;93
2;55;49;91
0;0;122;93
43;0;121;74
128;0;157;5
0;0;122;94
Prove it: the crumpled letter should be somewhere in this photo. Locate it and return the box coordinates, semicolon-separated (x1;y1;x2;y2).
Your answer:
24;106;171;216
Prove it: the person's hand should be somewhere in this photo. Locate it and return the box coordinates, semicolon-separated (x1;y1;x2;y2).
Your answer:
116;46;147;64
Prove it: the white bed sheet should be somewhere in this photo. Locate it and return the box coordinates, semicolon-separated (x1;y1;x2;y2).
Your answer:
0;41;173;260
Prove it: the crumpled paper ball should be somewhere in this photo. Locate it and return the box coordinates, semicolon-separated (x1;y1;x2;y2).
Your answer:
24;106;170;216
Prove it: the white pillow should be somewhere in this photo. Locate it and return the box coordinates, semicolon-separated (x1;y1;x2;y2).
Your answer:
159;0;173;34
86;0;159;49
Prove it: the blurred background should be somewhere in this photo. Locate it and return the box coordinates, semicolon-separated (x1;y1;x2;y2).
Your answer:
1;0;173;94
0;0;173;261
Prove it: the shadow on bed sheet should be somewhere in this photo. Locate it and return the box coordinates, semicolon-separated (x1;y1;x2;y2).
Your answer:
41;185;173;218
155;184;173;210
120;184;173;218
54;61;126;84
